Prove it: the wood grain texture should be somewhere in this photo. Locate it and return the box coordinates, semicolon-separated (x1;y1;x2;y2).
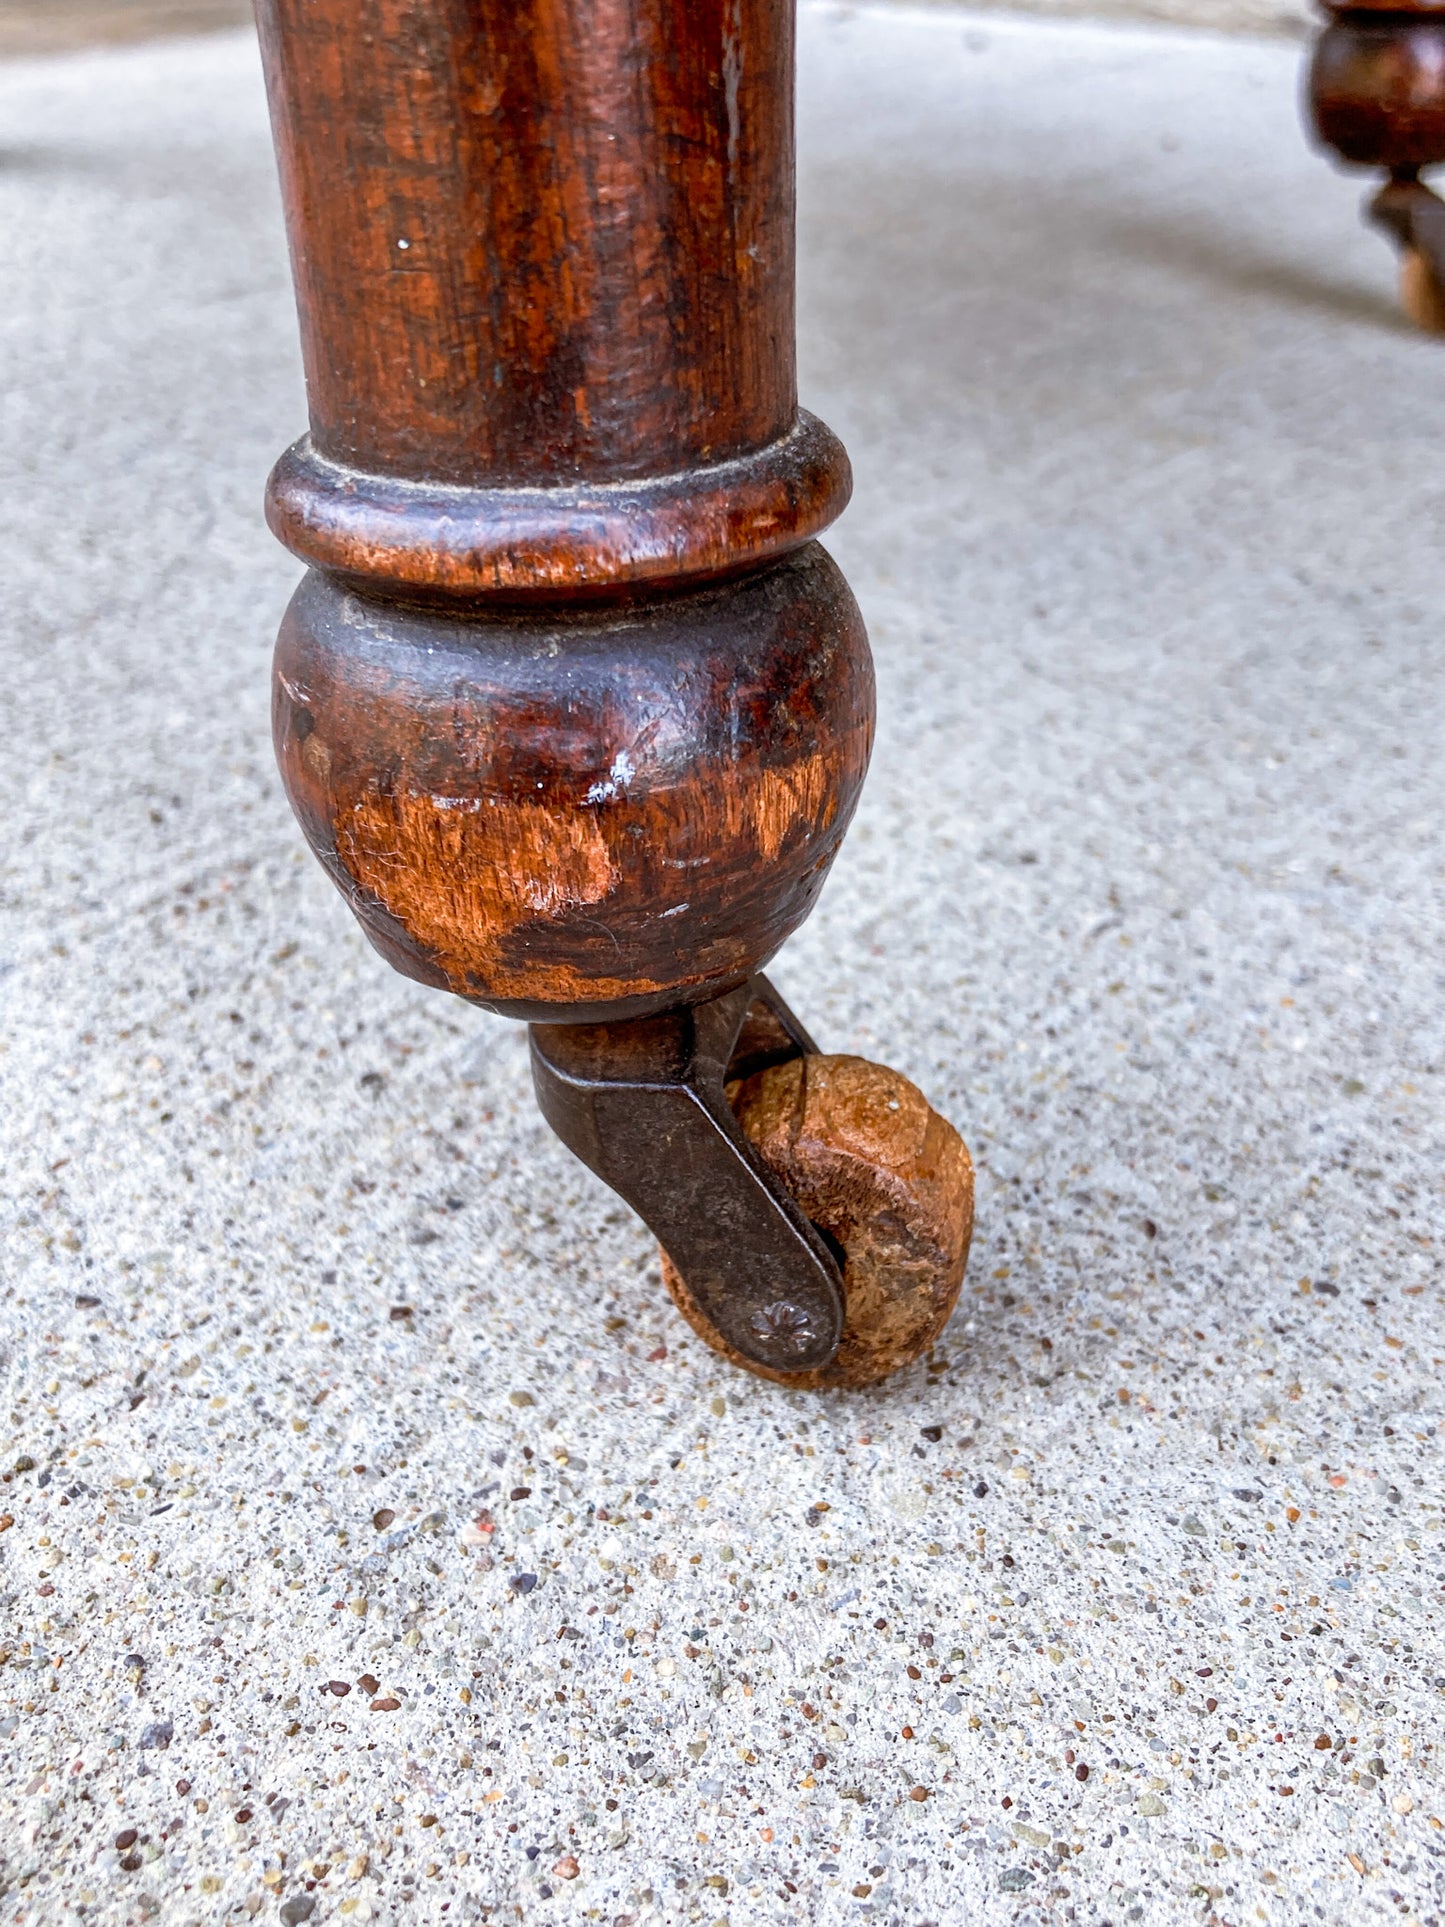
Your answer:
661;1055;974;1388
255;0;798;490
260;0;867;1023
255;0;850;596
266;413;850;598
273;551;873;1020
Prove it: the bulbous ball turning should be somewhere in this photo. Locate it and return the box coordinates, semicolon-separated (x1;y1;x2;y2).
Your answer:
1310;16;1445;170
272;547;874;1022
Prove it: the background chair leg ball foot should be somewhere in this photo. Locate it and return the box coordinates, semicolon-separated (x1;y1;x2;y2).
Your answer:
1308;3;1445;332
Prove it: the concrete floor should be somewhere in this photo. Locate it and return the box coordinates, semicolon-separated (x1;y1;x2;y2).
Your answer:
901;0;1311;36
0;0;251;59
0;0;1313;58
1;7;1442;1926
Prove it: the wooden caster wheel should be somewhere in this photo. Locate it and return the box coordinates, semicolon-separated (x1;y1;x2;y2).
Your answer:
661;1054;973;1389
1400;245;1445;333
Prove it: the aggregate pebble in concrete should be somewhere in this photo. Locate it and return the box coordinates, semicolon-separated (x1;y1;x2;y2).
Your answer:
1;7;1442;1926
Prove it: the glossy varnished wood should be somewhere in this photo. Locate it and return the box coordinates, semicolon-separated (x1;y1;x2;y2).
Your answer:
258;0;869;1018
273;550;873;1020
255;0;851;595
257;0;798;485
265;413;850;599
1311;9;1445;168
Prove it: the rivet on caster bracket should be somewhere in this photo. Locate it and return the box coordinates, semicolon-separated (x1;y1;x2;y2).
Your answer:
531;975;844;1377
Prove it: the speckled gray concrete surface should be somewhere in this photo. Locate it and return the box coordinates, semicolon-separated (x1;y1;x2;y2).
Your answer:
892;0;1312;40
2;8;1443;1926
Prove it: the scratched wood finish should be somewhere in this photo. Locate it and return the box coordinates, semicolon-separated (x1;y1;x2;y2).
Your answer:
265;413;849;599
274;551;873;1020
255;0;851;595
258;0;870;1018
258;0;796;483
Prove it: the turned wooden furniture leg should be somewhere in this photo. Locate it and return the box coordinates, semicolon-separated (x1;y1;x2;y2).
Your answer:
1309;0;1445;331
254;0;973;1387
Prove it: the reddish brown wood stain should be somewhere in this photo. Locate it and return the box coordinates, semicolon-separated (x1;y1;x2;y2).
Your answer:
265;416;851;597
1308;0;1445;332
274;554;873;1019
259;0;870;1021
256;0;798;485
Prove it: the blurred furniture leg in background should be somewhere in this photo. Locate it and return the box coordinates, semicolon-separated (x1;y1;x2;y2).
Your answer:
252;0;974;1389
1309;0;1445;330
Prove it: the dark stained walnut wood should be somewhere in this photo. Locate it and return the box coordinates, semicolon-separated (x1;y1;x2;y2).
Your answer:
273;550;873;1021
257;0;874;1019
257;0;799;488
257;0;872;1020
266;415;850;600
661;1056;974;1389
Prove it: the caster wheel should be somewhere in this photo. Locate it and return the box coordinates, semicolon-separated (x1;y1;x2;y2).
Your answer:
1400;245;1445;333
660;1054;974;1389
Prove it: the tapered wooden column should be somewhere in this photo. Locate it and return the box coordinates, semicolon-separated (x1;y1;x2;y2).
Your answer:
255;0;874;1021
1308;0;1445;331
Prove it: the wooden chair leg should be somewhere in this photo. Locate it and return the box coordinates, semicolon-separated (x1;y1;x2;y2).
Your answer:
1308;1;1445;332
254;0;973;1385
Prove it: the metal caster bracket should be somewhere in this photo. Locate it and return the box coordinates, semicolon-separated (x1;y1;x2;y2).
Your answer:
1370;168;1445;281
529;976;844;1376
